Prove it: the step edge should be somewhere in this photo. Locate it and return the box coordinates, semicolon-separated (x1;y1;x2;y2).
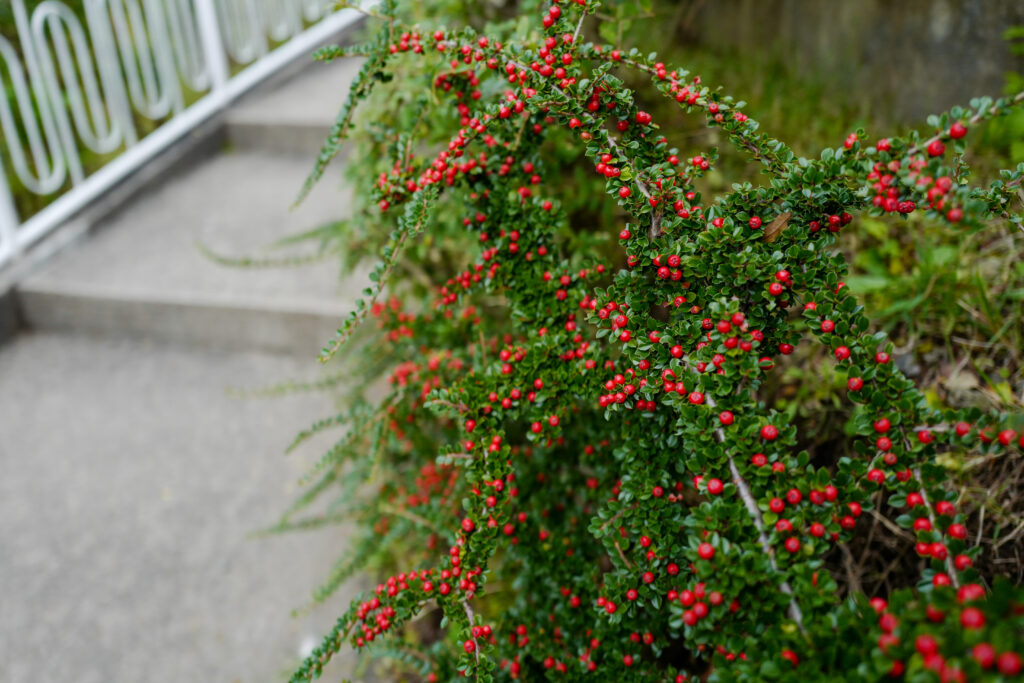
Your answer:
16;281;352;318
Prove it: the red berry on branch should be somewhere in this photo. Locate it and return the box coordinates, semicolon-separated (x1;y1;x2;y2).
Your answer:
999;653;1022;676
961;607;985;629
973;643;996;669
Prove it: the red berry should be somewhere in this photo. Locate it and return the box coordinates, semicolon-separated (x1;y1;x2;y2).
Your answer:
998;652;1022;676
972;643;996;669
960;607;985;629
927;139;946;157
916;634;938;656
697;542;715;560
949;121;967;139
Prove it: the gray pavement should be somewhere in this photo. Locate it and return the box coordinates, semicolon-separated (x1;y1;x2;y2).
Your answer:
1;41;374;683
0;333;363;682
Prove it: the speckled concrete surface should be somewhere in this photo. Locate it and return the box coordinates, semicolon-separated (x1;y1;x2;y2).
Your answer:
0;333;364;682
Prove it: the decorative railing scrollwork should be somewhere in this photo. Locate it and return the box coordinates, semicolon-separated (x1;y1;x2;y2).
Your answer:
0;0;356;267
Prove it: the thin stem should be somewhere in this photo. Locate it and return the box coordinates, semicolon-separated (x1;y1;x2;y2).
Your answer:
571;9;587;44
613;539;634;569
838;542;864;595
425;398;469;414
726;454;806;633
907;90;1024;156
378;503;443;533
911;466;961;589
699;388;807;634
598;502;638;531
463;601;480;668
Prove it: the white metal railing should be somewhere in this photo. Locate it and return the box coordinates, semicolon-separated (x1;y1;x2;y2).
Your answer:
0;0;360;268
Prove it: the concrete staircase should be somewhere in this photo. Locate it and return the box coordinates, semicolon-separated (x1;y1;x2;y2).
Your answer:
0;52;371;683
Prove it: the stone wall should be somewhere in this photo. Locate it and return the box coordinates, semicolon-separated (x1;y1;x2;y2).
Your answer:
690;0;1024;122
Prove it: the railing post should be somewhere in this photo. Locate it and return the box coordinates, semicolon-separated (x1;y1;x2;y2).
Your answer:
0;170;19;261
194;0;230;105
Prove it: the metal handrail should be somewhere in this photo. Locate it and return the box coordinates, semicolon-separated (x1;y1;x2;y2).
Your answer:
0;0;361;269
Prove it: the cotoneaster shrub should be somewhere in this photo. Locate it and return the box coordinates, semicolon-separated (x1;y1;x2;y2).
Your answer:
280;2;1024;680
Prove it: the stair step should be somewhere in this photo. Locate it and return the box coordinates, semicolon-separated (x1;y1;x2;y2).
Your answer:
226;58;364;155
0;331;363;682
17;285;346;355
16;150;367;355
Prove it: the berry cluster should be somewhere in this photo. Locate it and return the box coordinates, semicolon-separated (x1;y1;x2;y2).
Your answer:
287;2;1024;682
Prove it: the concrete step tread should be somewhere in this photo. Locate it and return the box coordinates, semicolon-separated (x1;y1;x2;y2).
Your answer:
0;331;363;683
21;279;352;315
226;58;363;155
21;151;358;304
17;150;367;353
228;57;364;127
